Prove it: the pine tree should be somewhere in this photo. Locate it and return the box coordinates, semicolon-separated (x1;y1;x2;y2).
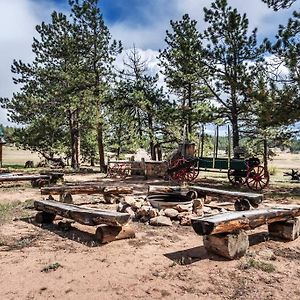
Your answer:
113;47;173;160
70;0;122;171
201;0;263;151
159;14;214;137
262;0;297;10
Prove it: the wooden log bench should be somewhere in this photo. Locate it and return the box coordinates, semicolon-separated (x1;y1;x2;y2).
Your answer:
187;185;264;210
40;184;133;203
191;205;300;259
34;199;135;243
0;172;64;187
148;185;263;211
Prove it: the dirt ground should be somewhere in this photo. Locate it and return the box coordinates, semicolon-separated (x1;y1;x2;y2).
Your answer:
1;148;300;300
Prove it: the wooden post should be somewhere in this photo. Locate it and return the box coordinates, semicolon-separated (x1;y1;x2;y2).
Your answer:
268;217;300;241
95;224;135;243
203;230;249;259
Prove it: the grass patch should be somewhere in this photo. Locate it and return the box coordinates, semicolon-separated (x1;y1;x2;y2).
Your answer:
2;164;26;169
268;166;278;176
0;201;33;223
240;258;276;273
0;201;21;222
41;262;62;273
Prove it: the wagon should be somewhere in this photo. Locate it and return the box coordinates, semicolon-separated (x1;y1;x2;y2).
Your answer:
167;126;269;191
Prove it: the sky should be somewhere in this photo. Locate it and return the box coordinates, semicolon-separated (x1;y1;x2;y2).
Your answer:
0;0;298;126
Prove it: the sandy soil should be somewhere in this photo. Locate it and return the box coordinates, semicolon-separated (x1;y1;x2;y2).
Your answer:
0;172;300;300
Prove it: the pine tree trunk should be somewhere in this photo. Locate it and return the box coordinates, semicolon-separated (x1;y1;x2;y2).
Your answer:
187;83;192;135
263;138;268;172
97;119;106;172
74;108;80;169
231;114;240;156
68;110;77;169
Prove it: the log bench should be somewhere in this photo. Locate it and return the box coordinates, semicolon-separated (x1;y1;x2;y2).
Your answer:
148;185;263;211
191;205;300;259
40;184;133;203
34;199;135;243
187;185;264;210
0;172;64;187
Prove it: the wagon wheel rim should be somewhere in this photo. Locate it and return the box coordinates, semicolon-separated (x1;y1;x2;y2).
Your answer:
170;158;185;183
168;157;198;183
246;166;269;191
227;169;245;186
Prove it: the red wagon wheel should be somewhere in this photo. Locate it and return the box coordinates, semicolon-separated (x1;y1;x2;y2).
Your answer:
227;169;245;186
246;166;269;191
168;157;198;183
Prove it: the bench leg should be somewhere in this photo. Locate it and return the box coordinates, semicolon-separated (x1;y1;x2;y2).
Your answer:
59;192;73;203
95;225;135;244
35;211;56;224
203;230;249;259
268;217;300;241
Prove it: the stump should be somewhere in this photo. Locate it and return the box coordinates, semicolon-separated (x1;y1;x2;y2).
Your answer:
95;224;135;244
35;211;56;224
268;217;300;241
59;192;73;203
203;230;249;259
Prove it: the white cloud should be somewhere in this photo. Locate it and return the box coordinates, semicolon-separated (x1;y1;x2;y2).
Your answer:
0;0;296;126
0;0;64;125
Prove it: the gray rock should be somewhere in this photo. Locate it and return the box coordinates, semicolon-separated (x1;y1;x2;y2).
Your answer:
149;216;172;226
164;208;179;219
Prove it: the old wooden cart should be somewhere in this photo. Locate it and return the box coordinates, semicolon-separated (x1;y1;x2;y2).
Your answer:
167;127;269;191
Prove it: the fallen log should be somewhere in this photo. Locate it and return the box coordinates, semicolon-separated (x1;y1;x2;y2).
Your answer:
34;199;130;226
0;174;51;182
40;185;133;196
189;186;263;207
192;205;300;235
95;224;135;243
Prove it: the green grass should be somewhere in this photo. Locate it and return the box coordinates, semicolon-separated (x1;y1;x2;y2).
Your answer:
0;201;33;223
41;262;62;273
240;258;276;273
2;164;26;169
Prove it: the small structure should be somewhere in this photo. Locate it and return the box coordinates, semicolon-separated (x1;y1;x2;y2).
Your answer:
0;127;6;168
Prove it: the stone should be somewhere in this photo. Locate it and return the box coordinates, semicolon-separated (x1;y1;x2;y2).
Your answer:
179;215;193;226
177;212;190;220
203;206;212;214
194;208;204;217
148;208;159;218
193;198;204;211
117;202;130;213
149;216;172;226
258;249;276;261
125;206;136;218
136;205;151;218
164;208;179;219
175;204;192;213
104;194;123;204
204;196;212;204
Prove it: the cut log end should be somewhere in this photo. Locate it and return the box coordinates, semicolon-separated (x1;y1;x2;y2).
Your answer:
59;192;73;204
203;230;249;259
95;224;135;244
268;217;300;241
